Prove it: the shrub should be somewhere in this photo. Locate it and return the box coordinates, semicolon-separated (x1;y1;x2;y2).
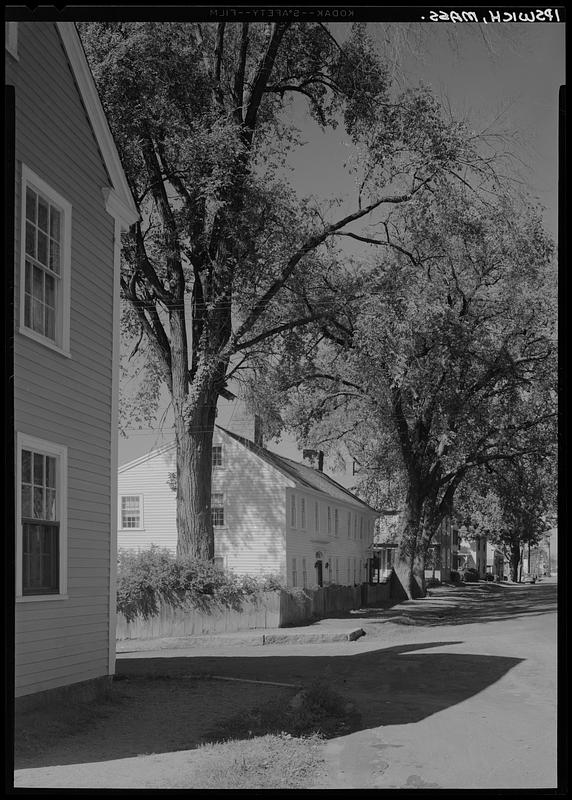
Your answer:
117;548;294;623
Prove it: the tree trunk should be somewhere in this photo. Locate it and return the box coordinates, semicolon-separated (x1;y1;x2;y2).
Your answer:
174;388;218;561
509;539;521;583
393;487;426;600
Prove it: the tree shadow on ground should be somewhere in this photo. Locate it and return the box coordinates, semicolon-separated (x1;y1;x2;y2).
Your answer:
16;641;522;768
340;582;557;629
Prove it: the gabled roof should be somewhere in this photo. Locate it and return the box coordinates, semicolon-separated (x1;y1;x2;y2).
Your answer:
55;22;139;227
218;427;379;514
119;427;379;513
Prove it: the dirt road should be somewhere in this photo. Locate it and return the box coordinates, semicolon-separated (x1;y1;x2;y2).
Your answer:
13;581;559;790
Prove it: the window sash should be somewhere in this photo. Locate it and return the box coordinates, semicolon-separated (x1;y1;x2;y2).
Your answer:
212;446;223;468
211;494;224;527
22;521;59;595
121;496;141;528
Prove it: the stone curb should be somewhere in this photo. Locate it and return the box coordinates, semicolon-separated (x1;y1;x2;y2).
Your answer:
116;627;366;654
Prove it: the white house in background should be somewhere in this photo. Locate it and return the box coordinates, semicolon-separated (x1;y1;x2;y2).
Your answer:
118;426;378;588
7;21;138;703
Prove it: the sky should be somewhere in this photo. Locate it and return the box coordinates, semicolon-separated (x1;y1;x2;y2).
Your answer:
118;20;565;480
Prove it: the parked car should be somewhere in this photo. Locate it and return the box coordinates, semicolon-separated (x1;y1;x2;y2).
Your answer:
461;567;479;582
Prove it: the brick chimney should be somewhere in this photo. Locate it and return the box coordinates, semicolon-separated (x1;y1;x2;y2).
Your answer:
302;449;324;472
227;399;264;447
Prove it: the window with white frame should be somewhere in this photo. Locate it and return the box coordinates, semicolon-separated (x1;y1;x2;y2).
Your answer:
314;501;319;532
346;557;351;584
211;493;225;527
354;514;358;540
302;557;307;588
17;434;67;598
5;22;18;58
212;445;223;468
292;557;298;587
359;516;364;539
120;495;143;529
300;497;306;529
290;495;296;527
327;506;332;534
334;508;339;537
20;166;71;354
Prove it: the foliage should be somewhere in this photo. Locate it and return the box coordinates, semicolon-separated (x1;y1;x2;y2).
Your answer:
116;546;288;622
78;20;507;561
248;180;557;598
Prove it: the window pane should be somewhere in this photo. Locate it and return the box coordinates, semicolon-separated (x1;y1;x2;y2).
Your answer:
22;485;32;518
25;221;36;257
25;187;36;222
33;487;45;519
22;449;32;483
33;452;44;486
32;299;44;334
45;489;57;521
24;294;31;327
45;455;56;488
45;306;55;340
50;207;61;241
37;231;48;265
45;273;55;308
49;240;60;273
33;265;43;299
38;196;49;232
25;261;32;293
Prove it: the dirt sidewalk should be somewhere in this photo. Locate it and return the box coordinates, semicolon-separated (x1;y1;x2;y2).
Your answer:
13;581;559;790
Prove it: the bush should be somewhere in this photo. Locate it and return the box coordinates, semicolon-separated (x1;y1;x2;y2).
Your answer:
117;547;293;623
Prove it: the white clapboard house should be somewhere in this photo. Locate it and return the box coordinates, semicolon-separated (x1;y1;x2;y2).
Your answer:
8;21;138;703
118;419;378;589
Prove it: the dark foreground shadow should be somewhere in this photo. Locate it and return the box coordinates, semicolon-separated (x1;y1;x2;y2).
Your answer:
16;641;523;769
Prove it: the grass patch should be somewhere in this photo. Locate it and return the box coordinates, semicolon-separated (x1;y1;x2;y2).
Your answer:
181;733;326;789
204;678;360;743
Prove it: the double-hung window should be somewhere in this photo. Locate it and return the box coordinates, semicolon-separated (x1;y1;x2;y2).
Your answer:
211;493;225;527
17;434;67;598
300;497;306;529
212;445;223;469
120;495;143;530
20;166;71;355
290;495;296;528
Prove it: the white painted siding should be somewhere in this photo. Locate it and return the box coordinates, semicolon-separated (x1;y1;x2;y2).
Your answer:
118;430;291;577
118;446;177;552
117;431;376;587
212;430;289;577
9;22;116;696
285;488;376;588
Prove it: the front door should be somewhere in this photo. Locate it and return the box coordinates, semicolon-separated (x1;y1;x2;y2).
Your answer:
315;559;323;587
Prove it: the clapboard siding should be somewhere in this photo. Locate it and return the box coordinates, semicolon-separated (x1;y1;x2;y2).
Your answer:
9;22;117;697
118;428;375;585
212;430;289;576
285;490;376;588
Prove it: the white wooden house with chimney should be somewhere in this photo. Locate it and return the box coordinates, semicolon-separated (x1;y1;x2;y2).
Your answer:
118;413;378;588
